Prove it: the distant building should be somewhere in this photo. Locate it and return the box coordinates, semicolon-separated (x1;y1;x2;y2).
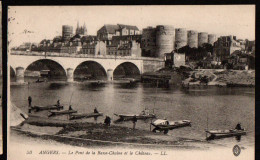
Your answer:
245;40;255;54
62;25;73;41
76;22;87;36
224;52;255;70
165;52;186;68
213;35;242;61
97;24;140;41
141;26;157;57
111;35;142;46
106;40;141;57
81;35;97;43
81;41;106;56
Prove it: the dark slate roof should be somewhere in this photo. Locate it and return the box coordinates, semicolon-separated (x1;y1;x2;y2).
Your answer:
117;24;139;31
100;24;120;34
99;24;139;34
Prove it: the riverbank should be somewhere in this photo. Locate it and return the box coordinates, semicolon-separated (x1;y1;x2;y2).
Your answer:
12;115;216;150
143;68;255;87
184;69;255;87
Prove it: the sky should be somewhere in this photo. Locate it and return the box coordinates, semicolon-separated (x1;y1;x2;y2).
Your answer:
8;5;255;47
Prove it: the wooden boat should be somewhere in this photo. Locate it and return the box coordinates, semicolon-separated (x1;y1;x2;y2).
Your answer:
35;79;45;83
114;112;156;121
48;109;77;117
205;129;246;140
151;119;191;133
31;105;63;112
69;112;103;120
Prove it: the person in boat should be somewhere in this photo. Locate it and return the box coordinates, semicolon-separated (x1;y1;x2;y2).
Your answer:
132;115;137;129
235;123;242;130
69;105;73;110
140;110;146;115
57;100;60;107
104;116;111;126
163;118;169;125
94;107;99;113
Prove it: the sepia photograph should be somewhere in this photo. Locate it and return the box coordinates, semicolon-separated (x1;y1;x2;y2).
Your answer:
7;5;255;160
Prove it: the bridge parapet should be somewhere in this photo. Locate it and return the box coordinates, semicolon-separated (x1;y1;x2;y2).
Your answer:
10;51;164;61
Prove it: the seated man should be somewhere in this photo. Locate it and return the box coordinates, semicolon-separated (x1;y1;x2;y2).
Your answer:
235;123;242;130
94;107;99;113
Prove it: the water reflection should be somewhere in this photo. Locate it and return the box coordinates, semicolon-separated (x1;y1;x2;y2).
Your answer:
47;83;68;90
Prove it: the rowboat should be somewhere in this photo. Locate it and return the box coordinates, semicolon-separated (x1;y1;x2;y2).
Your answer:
151;119;191;133
69;112;103;120
114;113;156;121
48;109;77;117
205;129;246;140
31;105;63;112
35;79;45;83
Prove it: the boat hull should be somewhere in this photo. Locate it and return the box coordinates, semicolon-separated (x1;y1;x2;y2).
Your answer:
114;114;156;121
31;105;63;112
69;112;103;120
48;110;77;117
151;121;191;131
206;130;246;140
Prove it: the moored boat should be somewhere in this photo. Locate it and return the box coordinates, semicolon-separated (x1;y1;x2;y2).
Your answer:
205;129;246;140
114;110;156;121
31;105;63;112
151;119;191;134
48;109;77;117
69;112;103;120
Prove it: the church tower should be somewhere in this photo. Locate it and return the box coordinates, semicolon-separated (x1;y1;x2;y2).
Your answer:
76;21;87;35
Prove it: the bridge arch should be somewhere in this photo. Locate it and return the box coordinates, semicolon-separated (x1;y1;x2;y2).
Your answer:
25;59;67;81
73;60;107;81
113;62;141;79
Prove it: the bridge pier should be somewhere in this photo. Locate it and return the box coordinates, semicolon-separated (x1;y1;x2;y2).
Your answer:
107;69;113;81
66;68;74;82
16;67;25;83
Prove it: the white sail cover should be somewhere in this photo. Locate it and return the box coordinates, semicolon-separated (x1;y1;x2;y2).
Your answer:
10;102;28;126
153;119;168;125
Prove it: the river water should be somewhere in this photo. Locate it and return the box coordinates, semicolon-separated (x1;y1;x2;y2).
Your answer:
10;79;255;148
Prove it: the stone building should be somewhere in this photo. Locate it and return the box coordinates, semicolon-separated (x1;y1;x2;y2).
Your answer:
165;52;186;68
111;35;142;46
141;26;157;57
81;41;106;56
106;40;141;57
97;24;140;41
213;35;241;61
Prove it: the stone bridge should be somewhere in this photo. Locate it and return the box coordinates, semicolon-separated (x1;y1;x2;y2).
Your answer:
9;51;165;83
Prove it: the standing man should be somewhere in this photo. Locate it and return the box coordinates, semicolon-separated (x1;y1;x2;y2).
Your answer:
28;96;32;113
132;115;137;130
28;96;32;107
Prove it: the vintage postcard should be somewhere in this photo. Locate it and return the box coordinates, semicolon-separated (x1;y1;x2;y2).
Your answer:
7;5;255;160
